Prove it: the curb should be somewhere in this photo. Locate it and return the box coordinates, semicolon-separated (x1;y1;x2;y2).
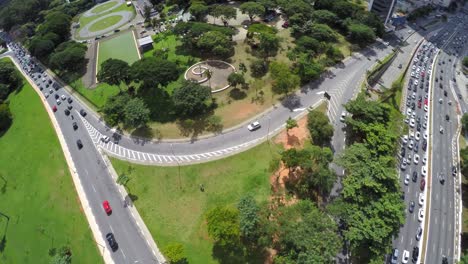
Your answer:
5;56;114;264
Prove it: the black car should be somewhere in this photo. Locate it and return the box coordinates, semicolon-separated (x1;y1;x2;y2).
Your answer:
412;246;419;262
64;109;70;116
452;166;457;176
412;171;418;182
401;147;406;157
409;201;415;213
422;139;427;151
440;83;443;88
67;105;73;110
67;97;73;104
446;114;449;121
54;94;59;99
80;109;87;117
72;122;78;130
106;233;118;252
76;139;83;149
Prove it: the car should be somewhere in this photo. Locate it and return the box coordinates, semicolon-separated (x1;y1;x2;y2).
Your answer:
448;100;452;105
416;226;423;241
67;105;72;110
444;90;448;97
422;157;427;165
439;98;443;104
406;108;412;116
409;201;415;213
446;114;449;121
422;166;427;177
424;113;428;121
442;256;448;264
76;139;83;149
415;131;420;141
102;200;112;215
64;109;70;116
56;99;61;105
247;121;261;131
402;135;408;144
408;140;414;150
54;94;59;99
282;21;289;28
418;208;424;222
340;111;347;122
391;248;399;264
401;158;407;170
45;92;49;98
72;122;78;130
424;99;428;106
452;166;458;176
106;233;118;252
52;105;57;112
61;94;66;100
439;173;445;184
80;109;87;117
101;136;110;143
412;171;418;182
414;154;419;164
404;174;410;185
419;193;425;206
401;147;406;157
424;105;428;112
402;250;410;263
412;247;419;262
410;119;415;128
420;178;426;191
67;97;73;104
440;126;444;134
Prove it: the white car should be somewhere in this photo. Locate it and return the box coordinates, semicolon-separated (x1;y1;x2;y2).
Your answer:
419;193;425;206
418;208;424;222
101;136;110;143
401;158;407;170
410;119;415;128
56;99;61;105
422;157;427;165
408;140;414;150
402;250;410;264
409;131;415;139
422;165;427;176
424;105;428;112
439;98;443;104
412;65;416;70
415;131;420;141
45;93;49;98
247;121;261;131
424;113;428;121
404;174;410;185
414;154;420;165
414;80;419;86
406;108;412;116
340;111;347;122
402;135;408;145
61;94;66;100
423;133;428;140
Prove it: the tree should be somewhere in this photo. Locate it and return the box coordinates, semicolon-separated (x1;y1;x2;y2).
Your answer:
0;61;22;98
227;72;245;88
29;37;55;59
130;57;179;88
189;2;209;21
258;33;280;59
270;62;300;95
50;246;72;264
308;23;337;42
172;81;212;117
143;5;152;21
102;93;130;126
37;12;72;43
296;56;324;83
281;148;310;171
49;41;87;73
123;98;150;128
311;9;338;27
237;195;260;243
295;36;324;55
206;206;240;247
250;59;267;78
348;23;376;47
272;200;342;263
162;243;188;264
463;113;468;132
239;2;265;22
97;59;131;86
210;5;237;24
285;117;298;133
0;103;12;133
307;109;333;146
197;31;233;58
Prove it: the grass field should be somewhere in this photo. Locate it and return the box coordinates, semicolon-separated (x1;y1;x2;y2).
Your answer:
90;1;118;14
70;79;121;108
79;3;134;29
89;15;123;32
111;142;282;263
0;58;102;263
98;31;140;70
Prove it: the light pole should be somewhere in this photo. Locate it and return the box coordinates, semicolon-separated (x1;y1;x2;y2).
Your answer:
170;143;182;190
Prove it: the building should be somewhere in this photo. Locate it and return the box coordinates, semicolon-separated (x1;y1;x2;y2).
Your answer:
137;36;153;52
395;0;432;13
432;0;453;7
368;0;397;25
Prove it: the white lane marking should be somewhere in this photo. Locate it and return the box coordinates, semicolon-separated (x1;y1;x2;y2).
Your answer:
92;185;96;192
84;169;88;175
121;250;126;259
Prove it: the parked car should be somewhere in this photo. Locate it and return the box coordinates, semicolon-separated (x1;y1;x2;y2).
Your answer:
72;122;78;130
420;178;426;190
416;226;422;241
52;105;57;112
80;109;87;117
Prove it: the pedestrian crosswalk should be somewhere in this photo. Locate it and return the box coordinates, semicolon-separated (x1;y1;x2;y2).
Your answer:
79;113;264;165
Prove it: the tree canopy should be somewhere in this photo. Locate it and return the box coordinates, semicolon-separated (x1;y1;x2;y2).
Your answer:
49;41;87;73
307;109;333;146
130;57;179;88
197;30;233;59
97;59;131;86
172;81;212;117
239;2;265;22
206;206;240;247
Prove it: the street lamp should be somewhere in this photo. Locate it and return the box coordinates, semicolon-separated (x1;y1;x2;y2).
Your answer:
170;143;182;190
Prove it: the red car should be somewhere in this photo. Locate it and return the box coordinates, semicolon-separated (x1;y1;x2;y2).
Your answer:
421;72;425;77
418;101;422;108
424;99;428;105
282;21;289;28
52;105;57;112
420;179;426;191
102;200;112;215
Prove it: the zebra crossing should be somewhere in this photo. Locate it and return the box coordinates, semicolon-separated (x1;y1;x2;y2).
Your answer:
79;113;264;165
327;79;347;124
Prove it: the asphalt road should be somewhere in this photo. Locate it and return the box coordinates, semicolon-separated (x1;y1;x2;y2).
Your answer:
424;14;467;264
1;45;160;263
392;13;467;264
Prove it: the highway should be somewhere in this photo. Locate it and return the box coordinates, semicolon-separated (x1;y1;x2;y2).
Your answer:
1;45;161;263
392;12;467;264
424;13;467;264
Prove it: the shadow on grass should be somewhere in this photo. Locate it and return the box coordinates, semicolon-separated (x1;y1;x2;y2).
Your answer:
229;88;247;100
212;242;266;264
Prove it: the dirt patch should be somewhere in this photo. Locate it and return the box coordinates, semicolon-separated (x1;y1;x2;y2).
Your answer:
274;115;310;149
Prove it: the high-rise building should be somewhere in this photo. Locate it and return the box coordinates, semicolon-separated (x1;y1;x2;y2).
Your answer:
368;0;397;25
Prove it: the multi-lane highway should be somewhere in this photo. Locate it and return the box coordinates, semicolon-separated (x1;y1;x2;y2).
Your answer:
392;12;467;264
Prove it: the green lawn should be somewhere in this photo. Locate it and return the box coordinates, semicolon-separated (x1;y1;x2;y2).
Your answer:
0;59;102;263
98;31;140;70
89;15;123;32
70;79;122;108
111;142;281;263
90;1;118;14
143;33;197;67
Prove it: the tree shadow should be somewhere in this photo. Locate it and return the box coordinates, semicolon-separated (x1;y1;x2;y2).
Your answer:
281;94;302;111
229;88;247;100
212;243;246;264
138;86;177;123
0;235;6;253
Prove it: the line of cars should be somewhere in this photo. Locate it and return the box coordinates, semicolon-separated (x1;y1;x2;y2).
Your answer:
7;40;120;252
393;42;437;264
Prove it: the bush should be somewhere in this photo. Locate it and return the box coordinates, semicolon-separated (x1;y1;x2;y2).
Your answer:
250;60;268;78
247;23;277;35
0;103;12;133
